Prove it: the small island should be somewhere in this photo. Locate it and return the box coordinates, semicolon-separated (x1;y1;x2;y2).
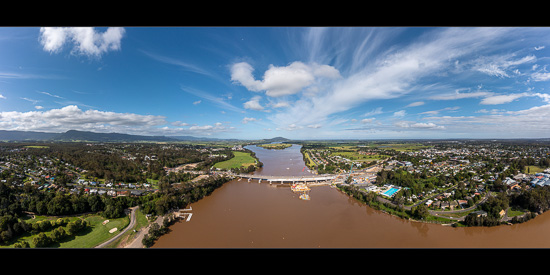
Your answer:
257;143;292;150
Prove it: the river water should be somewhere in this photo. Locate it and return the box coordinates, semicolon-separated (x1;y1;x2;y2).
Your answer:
153;144;550;248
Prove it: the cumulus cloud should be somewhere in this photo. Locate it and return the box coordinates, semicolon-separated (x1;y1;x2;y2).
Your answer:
231;61;341;97
0;105;165;133
39;27;125;57
243;96;264;111
0;105;237;137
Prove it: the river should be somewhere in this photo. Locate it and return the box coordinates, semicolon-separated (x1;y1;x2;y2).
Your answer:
152;144;550;248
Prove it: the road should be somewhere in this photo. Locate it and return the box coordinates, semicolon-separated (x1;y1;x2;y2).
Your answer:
95;206;138;248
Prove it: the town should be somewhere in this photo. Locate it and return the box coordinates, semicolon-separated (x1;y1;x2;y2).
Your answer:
300;140;550;225
2;138;550;247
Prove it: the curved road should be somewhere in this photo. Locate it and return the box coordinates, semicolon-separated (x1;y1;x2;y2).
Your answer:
95;206;138;248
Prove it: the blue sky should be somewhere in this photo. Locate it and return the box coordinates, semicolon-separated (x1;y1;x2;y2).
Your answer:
1;27;550;140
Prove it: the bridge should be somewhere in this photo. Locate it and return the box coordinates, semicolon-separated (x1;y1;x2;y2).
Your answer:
234;173;337;184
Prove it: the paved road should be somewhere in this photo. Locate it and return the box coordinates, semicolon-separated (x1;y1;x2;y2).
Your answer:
95;206;138;248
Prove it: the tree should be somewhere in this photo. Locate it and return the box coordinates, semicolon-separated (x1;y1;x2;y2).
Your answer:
412;204;430;220
33;232;51;247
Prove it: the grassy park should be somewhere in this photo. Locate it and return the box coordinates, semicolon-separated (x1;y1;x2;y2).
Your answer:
213;151;257;170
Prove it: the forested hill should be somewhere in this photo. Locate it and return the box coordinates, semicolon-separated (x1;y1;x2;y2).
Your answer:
0;130;209;142
55;130;176;142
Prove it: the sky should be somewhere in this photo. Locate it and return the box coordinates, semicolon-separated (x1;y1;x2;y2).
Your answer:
1;26;550;140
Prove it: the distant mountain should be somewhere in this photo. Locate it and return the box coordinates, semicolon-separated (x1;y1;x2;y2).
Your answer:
261;137;291;142
0;130;58;141
54;130;176;142
169;135;223;141
0;130;295;143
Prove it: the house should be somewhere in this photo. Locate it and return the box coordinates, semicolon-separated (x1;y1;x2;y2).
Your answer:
471;210;487;217
503;177;516;186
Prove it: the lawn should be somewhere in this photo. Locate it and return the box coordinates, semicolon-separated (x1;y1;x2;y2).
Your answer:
1;214;130;248
524;165;546;174
213;151;257;170
59;215;129;248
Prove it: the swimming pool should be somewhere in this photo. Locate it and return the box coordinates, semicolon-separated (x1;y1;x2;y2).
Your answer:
382;187;400;197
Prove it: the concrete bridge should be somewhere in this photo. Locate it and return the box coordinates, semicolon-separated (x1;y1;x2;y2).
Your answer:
234;173;337;184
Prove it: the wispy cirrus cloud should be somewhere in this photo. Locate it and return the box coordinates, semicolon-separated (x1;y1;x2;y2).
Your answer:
261;27;512;131
180;85;243;113
140;49;214;77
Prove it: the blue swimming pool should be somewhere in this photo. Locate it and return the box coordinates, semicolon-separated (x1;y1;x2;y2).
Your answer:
382;187;400;197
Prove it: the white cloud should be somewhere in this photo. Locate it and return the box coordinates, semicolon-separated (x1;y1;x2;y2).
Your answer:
420;106;460;115
405;101;424;107
393;110;406;117
410;122;445;129
364;107;383;116
480;93;528;105
429;90;494;100
473;54;536;78
230;61;340;97
38;91;64;99
0;105;167;133
428;103;550;137
270;101;290;108
34;106;43;110
0;94;5;99
171;121;189;127
39;27;125;57
531;71;550;81
181;86;242;113
361;118;375;123
267;28;512;131
394;121;444;129
242;117;257;124
193;100;201;105
243;96;264;111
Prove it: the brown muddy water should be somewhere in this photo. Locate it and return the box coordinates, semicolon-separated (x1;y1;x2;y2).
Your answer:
153;144;550;248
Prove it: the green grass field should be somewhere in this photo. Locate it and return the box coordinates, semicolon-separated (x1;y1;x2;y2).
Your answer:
213;151;256;170
1;214;130;248
524;165;546;174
